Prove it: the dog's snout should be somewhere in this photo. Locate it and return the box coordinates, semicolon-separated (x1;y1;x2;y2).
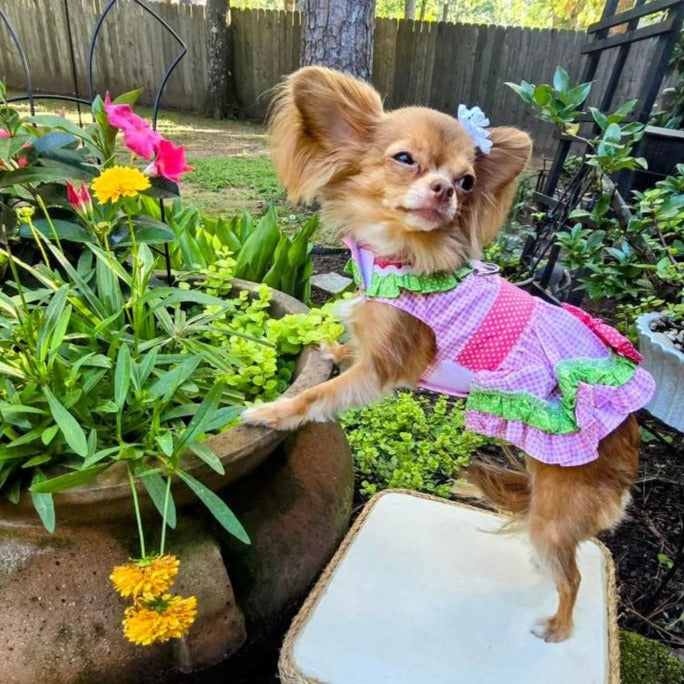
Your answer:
430;179;454;202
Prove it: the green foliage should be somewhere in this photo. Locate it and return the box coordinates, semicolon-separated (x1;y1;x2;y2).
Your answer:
341;392;492;498
0;211;249;539
0;87;325;544
558;166;684;306
375;0;603;29
619;630;684;684
151;200;317;303
506;67;590;131
179;263;345;402
509;68;683;333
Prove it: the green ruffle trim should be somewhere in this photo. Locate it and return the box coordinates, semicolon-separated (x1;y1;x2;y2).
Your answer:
347;258;472;298
466;354;638;435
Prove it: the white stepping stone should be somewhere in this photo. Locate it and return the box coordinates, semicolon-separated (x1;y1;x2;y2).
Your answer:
280;490;618;684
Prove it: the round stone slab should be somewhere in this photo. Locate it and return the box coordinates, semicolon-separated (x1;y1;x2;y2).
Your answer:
280;490;618;684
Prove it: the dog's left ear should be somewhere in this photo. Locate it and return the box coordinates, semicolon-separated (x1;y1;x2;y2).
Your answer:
470;127;532;246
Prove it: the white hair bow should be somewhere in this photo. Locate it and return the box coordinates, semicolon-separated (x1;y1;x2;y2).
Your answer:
457;104;492;155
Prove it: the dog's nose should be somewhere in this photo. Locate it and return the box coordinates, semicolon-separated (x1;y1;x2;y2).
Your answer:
430;179;454;202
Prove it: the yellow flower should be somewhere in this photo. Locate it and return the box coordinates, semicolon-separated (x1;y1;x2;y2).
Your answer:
123;594;198;646
110;554;180;599
91;165;150;203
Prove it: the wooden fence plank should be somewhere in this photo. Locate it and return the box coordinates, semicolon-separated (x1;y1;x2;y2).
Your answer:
0;2;667;154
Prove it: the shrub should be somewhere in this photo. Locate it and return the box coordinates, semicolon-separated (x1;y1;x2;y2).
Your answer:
155;200;317;303
620;630;684;684
341;392;492;498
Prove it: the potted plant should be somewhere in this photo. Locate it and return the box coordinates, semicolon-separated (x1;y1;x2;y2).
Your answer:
636;309;684;431
0;87;352;681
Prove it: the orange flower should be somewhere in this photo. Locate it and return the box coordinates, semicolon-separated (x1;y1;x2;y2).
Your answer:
110;554;180;599
123;594;197;646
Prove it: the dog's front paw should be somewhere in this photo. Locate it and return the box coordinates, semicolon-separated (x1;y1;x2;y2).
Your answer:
530;617;573;643
242;400;304;431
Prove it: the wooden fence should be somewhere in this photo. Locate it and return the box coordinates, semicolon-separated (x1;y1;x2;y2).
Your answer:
0;2;664;153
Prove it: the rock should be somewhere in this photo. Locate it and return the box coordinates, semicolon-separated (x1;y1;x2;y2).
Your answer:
311;272;353;295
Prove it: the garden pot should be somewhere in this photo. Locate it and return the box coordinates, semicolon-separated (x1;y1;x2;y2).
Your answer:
636;312;684;432
0;281;354;684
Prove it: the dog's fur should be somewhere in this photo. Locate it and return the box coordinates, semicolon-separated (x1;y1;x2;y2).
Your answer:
243;66;641;643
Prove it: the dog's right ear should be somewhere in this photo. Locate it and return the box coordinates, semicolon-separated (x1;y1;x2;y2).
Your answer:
268;66;383;204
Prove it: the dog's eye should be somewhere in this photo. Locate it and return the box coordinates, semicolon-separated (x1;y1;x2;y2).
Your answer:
393;152;415;165
456;174;475;191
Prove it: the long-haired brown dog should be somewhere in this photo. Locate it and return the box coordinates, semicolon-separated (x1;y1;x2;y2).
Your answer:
243;66;641;643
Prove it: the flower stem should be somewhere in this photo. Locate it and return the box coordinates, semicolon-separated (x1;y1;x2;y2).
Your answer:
159;474;172;555
127;464;146;558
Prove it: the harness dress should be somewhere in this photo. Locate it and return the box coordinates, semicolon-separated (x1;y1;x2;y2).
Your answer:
343;237;656;467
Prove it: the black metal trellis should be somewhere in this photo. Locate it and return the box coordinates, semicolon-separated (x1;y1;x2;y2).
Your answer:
0;0;189;280
521;0;684;304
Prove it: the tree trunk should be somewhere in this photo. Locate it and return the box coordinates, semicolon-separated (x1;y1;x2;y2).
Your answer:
205;0;230;118
300;0;376;81
404;0;416;19
419;0;427;21
441;1;449;22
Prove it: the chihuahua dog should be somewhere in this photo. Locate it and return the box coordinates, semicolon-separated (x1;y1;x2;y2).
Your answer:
243;66;654;643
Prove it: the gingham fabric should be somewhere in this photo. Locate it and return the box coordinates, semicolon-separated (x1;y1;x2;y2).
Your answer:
347;240;656;467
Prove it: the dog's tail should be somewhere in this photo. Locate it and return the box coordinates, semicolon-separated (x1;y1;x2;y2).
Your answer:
464;462;530;515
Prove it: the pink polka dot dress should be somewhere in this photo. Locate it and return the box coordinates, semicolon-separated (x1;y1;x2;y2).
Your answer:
344;238;656;467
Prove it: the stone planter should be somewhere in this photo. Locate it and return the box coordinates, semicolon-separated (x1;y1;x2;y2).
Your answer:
0;281;354;684
636;312;684;432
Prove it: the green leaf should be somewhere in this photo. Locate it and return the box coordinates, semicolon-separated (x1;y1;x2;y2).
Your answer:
112;88;145;106
29;464;109;493
18;218;95;244
36;285;69;363
22;454;52;468
0;166;70;188
156;432;174;458
116;216;176;246
173;383;223;457
147;356;201;402
139;470;177;529
42;387;88;457
177;469;250;544
188;441;225;475
588;107;608;130
31;131;79;154
603;123;622;144
26;115;95;146
553;67;570;93
30;470;56;533
114;344;131;409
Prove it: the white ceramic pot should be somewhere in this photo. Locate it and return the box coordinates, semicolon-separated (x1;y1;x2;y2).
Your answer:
636;312;684;431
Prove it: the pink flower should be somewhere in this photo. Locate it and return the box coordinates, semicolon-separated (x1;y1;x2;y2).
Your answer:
150;138;194;183
104;92;161;159
66;180;93;219
17;157;28;168
0;129;10;139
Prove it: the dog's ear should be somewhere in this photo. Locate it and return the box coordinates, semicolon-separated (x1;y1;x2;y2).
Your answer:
268;66;383;203
469;127;532;247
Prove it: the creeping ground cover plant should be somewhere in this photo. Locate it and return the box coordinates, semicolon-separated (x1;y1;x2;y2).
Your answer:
0;86;342;646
